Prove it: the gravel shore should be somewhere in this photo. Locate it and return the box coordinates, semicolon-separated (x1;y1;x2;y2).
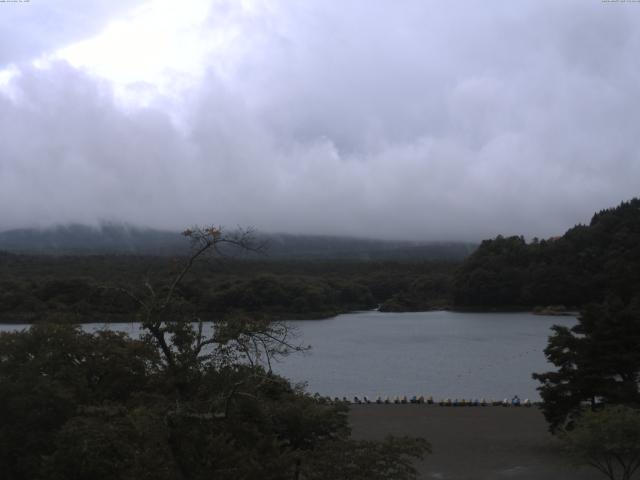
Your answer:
349;404;602;480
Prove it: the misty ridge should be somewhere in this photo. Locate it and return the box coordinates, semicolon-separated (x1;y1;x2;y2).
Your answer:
0;223;476;260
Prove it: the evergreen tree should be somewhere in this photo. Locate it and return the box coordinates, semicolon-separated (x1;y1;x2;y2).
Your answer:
533;297;640;432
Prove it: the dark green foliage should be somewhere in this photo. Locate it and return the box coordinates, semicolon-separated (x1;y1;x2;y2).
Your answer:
454;198;640;308
44;406;178;480
0;325;158;480
379;273;452;312
560;405;640;480
202;274;344;315
0;254;458;323
533;297;640;432
0;324;429;480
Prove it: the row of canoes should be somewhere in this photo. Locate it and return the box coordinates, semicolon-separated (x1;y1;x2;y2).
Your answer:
313;394;534;407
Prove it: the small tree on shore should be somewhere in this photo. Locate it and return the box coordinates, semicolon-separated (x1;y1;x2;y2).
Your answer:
561;405;640;480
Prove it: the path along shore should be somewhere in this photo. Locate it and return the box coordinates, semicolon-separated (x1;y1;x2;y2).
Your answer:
349;404;602;480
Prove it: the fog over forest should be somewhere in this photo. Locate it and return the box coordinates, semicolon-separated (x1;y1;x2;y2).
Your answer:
1;0;639;241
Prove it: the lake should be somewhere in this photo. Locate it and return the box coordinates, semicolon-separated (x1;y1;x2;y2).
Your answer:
0;310;574;400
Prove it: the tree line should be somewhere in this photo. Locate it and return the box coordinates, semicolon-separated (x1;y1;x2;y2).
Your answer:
453;198;640;309
0;253;457;323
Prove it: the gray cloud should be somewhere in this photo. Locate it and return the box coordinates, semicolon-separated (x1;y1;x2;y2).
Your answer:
1;0;639;241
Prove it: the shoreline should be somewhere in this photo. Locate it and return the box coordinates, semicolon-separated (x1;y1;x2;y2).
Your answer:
0;306;578;325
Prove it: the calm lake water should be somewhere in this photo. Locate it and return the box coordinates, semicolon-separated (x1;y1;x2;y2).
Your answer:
0;311;575;400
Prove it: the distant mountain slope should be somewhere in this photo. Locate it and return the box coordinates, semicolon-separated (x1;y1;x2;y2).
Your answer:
0;224;476;261
0;224;188;255
453;198;640;308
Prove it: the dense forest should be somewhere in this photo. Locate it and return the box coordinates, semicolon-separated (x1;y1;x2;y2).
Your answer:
2;198;639;322
453;198;640;309
0;227;469;323
0;252;457;323
0;324;430;480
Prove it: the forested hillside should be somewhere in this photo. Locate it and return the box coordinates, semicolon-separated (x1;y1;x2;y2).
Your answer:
453;198;640;308
4;199;638;320
0;253;457;323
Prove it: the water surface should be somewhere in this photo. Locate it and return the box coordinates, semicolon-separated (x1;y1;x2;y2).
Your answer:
0;311;574;400
275;310;574;400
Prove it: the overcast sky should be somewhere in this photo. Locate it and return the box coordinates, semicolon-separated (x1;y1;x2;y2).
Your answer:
1;0;639;241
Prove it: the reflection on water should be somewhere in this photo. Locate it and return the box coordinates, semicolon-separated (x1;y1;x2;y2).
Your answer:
0;310;575;399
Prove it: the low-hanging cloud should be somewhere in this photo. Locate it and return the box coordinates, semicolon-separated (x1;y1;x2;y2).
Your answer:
1;0;639;241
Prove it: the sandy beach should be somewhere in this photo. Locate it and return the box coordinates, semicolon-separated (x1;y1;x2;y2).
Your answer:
349;404;602;480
